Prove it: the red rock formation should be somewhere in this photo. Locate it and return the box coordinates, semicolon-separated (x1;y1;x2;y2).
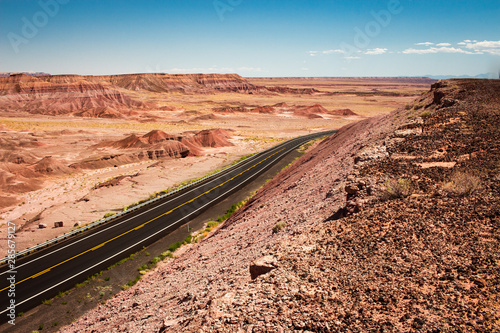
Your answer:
0;74;149;118
0;73;322;118
329;108;358;116
192;113;218;121
251;106;275;113
181;129;233;149
212;106;248;113
31;156;72;175
141;130;177;144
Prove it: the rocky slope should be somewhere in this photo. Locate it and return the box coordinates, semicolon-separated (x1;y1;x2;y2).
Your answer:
61;79;499;332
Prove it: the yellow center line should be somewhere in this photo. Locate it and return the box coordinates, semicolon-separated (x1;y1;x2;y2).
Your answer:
0;147;286;293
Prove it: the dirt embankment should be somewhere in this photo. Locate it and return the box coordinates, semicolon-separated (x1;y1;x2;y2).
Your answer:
61;79;499;332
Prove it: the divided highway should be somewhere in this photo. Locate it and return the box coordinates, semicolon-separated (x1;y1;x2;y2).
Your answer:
0;130;335;320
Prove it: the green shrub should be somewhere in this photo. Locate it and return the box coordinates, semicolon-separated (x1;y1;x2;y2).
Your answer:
183;235;192;244
168;241;182;252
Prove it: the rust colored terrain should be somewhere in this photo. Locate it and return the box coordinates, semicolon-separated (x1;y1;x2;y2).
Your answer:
54;79;499;332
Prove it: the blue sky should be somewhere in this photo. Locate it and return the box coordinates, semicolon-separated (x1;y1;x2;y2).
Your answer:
0;0;499;77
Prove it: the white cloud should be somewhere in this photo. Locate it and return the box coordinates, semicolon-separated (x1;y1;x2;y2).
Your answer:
436;43;451;46
457;42;467;45
402;46;480;55
415;42;434;46
463;40;500;55
462;40;500;56
309;49;345;56
345;56;361;60
365;48;388;55
322;49;345;55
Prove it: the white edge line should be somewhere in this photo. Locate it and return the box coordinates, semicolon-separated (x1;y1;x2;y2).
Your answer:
0;137;306;273
0;143;289;274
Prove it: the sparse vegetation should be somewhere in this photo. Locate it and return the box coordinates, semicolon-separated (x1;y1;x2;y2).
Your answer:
420;109;433;118
103;212;116;218
168;241;182;252
383;178;412;199
272;221;287;233
122;275;141;290
413;102;425;110
443;172;481;196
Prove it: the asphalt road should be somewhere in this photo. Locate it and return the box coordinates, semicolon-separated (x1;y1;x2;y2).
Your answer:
0;130;335;321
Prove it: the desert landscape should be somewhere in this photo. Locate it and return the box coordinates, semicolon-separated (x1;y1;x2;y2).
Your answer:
52;78;498;333
0;73;430;255
2;0;499;332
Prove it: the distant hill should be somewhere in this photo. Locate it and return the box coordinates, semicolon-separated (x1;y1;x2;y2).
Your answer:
0;72;50;77
426;73;499;80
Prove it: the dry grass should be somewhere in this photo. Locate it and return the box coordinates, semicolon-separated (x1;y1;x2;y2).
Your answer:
383;178;412;199
443;172;481;196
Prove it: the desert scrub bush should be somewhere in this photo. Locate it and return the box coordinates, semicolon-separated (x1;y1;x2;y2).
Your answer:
272;221;287;234
103;212;116;218
443;172;481;196
383;178;412;199
413;102;425;110
168;241;182;252
207;220;218;228
420;109;433;118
